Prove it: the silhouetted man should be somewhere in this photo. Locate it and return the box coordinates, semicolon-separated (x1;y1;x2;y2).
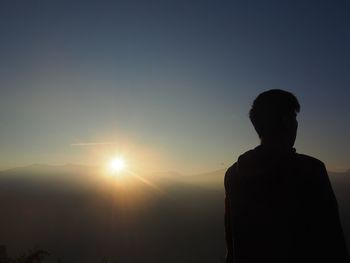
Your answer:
224;90;349;263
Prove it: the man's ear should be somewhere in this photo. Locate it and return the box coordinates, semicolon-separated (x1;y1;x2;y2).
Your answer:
281;115;297;130
281;115;290;129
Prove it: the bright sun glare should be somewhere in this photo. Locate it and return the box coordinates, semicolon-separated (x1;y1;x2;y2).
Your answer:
108;157;126;174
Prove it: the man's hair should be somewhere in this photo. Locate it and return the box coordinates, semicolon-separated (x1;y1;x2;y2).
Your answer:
249;89;300;138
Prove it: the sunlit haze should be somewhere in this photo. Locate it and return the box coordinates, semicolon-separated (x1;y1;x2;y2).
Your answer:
108;157;126;174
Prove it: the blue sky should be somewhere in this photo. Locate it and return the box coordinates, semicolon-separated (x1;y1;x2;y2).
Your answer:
0;0;349;173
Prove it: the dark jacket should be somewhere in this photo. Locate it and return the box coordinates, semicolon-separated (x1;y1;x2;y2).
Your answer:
224;146;349;263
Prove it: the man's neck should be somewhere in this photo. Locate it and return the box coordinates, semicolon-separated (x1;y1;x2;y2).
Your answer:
260;139;294;152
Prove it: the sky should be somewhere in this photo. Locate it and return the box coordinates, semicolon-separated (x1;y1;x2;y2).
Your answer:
0;0;349;173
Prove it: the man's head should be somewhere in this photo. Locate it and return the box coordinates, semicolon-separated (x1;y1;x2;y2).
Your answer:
249;89;300;147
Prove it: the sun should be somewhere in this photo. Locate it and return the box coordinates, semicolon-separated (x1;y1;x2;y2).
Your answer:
108;157;126;174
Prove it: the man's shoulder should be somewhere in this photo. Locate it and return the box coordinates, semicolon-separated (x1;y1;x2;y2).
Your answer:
224;163;238;189
295;153;326;170
224;149;255;178
225;163;238;176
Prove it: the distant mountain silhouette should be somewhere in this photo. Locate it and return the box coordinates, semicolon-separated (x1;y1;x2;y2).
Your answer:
0;165;348;263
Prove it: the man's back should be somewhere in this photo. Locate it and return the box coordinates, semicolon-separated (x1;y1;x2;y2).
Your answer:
224;146;349;262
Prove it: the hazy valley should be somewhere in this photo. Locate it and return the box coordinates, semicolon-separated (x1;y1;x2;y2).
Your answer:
0;165;349;262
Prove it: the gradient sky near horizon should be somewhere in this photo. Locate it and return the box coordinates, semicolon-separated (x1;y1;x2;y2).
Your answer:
0;0;349;173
